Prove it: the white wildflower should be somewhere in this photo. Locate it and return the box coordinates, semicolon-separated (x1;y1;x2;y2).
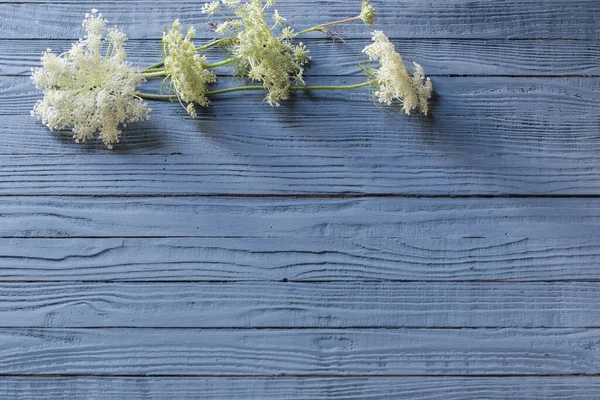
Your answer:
221;0;240;7
30;10;149;148
231;0;309;106
163;20;217;117
202;1;221;15
293;42;310;65
215;20;243;35
272;10;286;26
359;0;376;26
280;26;296;40
186;103;197;118
411;62;433;115
215;22;230;35
363;30;432;115
215;22;229;35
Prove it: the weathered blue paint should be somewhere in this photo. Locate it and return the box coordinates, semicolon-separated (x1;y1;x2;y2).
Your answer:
1;0;599;398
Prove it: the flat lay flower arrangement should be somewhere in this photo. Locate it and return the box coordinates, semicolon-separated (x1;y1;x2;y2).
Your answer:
31;0;432;149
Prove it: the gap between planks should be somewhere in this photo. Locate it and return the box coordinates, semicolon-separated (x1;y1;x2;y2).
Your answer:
3;373;600;378
0;193;599;198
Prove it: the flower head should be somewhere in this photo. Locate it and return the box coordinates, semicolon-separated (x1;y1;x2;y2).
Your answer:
30;10;149;148
411;62;433;116
359;1;376;26
201;1;220;15
222;0;309;106
363;30;432;115
272;10;286;26
163;20;217;117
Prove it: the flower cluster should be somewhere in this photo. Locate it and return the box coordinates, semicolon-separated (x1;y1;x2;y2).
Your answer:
163;20;217;117
363;31;432;115
30;9;149;148
208;0;310;106
30;4;435;148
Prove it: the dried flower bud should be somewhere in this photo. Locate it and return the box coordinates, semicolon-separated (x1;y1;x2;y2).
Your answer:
359;1;376;26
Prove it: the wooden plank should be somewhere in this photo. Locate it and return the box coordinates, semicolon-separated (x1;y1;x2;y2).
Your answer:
2;376;600;399
1;197;600;239
3;153;600;195
1;282;600;328
3;39;599;77
2;76;600;195
1;327;600;375
1;1;598;39
0;236;598;282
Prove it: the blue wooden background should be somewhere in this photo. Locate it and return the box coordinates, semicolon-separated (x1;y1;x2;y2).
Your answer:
1;0;600;398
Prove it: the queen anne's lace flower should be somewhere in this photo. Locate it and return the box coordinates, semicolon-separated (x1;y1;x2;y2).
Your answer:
363;30;432;115
163;20;217;117
272;10;286;26
30;10;149;148
215;0;310;106
410;62;433;116
201;1;220;15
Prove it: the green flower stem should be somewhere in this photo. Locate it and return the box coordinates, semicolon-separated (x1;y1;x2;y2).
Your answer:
291;81;374;91
137;80;374;101
137;93;178;101
198;38;236;50
144;61;166;72
143;38;236;72
142;58;236;79
207;85;270;96
143;70;167;78
203;57;237;69
296;15;361;35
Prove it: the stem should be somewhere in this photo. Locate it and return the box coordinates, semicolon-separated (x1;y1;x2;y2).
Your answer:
207;86;266;96
142;57;236;79
296;16;361;35
143;70;167;78
197;37;236;51
138;93;177;101
291;81;374;91
143;38;237;71
144;61;165;72
137;81;374;101
203;57;237;69
207;81;373;96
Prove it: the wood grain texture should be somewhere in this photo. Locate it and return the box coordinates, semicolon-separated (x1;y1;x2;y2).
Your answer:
0;237;598;282
1;196;600;239
3;39;599;77
1;327;600;375
2;376;600;399
1;1;599;39
2;282;600;328
3;153;600;195
2;0;600;392
2;76;600;195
